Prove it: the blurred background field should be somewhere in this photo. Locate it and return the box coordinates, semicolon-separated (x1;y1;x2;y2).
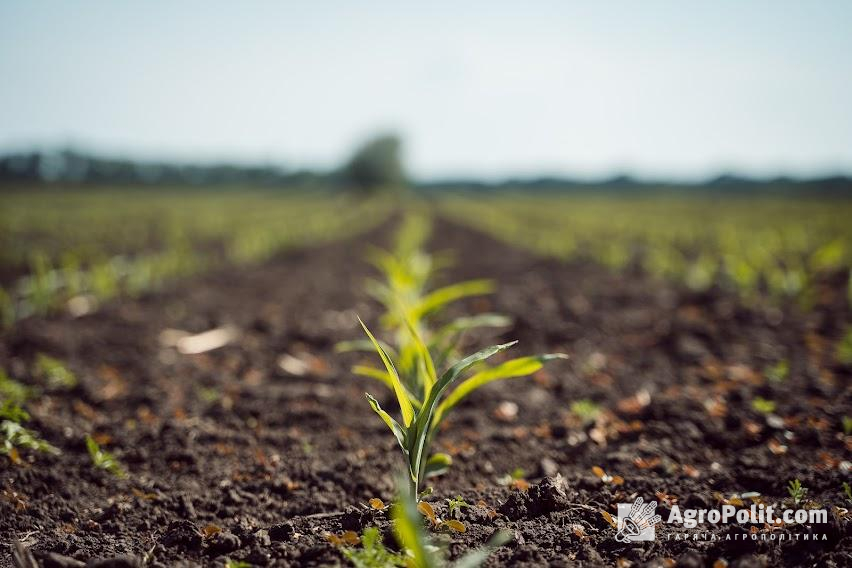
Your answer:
2;0;851;326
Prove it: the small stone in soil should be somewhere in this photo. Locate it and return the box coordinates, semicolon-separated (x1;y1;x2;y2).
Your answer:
159;519;203;550
268;521;295;542
205;531;242;555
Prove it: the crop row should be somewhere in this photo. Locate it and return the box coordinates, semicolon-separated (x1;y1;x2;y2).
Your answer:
438;195;852;308
0;190;392;326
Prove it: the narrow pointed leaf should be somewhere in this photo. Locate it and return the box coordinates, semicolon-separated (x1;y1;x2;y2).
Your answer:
365;393;409;456
434;354;568;425
359;317;415;427
399;304;437;396
410;341;517;484
410;279;494;321
336;339;399;360
423;452;452;478
352;365;395;390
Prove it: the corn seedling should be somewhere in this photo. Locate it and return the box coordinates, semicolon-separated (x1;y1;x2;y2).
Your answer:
843;416;852;436
339;214;513;402
358;315;565;499
343;214;564;497
85;434;126;478
787;479;807;505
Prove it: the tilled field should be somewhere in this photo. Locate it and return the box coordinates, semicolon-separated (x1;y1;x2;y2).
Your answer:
1;219;850;567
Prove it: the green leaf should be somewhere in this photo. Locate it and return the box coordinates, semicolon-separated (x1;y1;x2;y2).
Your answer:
352;365;395;391
410;341;518;488
336;339;399;360
431;313;512;368
410;279;494;321
434;354;567;425
391;479;436;568
359;317;415;427
399;305;437;397
423;453;452;479
365;393;410;459
432;313;512;344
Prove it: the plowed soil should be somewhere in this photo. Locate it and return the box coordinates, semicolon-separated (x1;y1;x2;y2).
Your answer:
1;218;850;567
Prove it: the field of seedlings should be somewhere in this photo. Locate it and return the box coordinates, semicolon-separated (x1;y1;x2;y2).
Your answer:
1;190;851;567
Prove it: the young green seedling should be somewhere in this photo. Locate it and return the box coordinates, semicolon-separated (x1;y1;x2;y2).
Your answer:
787;479;807;505
358;316;565;500
0;369;57;459
86;435;126;478
446;496;471;519
751;397;776;415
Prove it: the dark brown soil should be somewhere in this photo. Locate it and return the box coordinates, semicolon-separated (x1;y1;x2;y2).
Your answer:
1;218;850;567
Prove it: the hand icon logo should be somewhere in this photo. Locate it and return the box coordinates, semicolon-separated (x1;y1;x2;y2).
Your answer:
615;497;661;542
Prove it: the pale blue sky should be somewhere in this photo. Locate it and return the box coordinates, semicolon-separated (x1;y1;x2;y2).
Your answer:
1;1;850;180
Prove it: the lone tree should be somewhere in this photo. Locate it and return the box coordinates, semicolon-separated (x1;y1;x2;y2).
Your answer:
341;134;406;192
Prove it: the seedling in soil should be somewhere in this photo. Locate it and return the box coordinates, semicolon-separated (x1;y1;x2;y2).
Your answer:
0;369;57;460
446;496;471;519
842;416;852;436
342;526;407;567
751;397;776;415
837;326;852;365
1;420;59;459
417;500;466;533
85;435;126;478
0;369;33;405
34;353;78;390
224;560;252;568
764;360;789;383
390;474;511;568
570;399;601;425
498;468;529;490
787;479;807;505
358;316;565;500
842;482;852;504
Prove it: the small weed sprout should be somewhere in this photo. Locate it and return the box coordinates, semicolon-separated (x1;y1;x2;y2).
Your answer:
842;482;852;504
570;399;601;425
842;416;852;436
446;496;471;519
764;360;789;383
787;479;807;505
1;421;59;457
224;560;252;568
837;327;852;365
85;435;126;478
751;397;776;415
0;369;57;459
34;353;78;390
342;526;407;568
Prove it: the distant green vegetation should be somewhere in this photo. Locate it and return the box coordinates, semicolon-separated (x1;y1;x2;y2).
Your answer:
0;189;392;326
440;195;852;308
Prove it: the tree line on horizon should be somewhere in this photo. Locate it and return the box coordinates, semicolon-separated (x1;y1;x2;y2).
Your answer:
1;135;850;196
